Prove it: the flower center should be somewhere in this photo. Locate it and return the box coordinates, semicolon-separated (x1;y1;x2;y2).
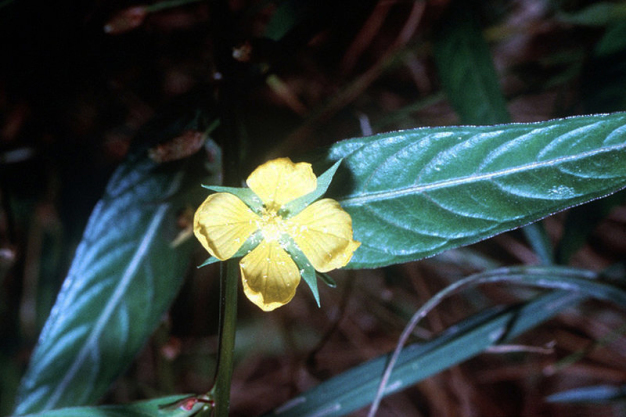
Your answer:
258;208;287;242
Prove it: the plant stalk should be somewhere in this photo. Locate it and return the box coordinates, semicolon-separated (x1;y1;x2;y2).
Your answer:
207;1;245;414
212;259;239;416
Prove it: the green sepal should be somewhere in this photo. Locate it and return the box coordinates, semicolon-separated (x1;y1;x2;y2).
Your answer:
197;231;263;268
281;235;320;307
281;159;342;218
201;185;264;213
198;256;220;268
317;272;337;288
233;230;263;257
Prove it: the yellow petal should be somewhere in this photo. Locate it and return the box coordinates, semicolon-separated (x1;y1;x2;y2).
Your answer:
240;240;301;311
246;157;317;210
193;193;259;260
286;198;360;272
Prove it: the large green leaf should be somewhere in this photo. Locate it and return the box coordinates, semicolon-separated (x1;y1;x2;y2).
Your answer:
13;135;220;413
321;112;626;269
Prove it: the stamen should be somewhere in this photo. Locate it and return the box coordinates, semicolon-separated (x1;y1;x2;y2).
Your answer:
259;207;288;242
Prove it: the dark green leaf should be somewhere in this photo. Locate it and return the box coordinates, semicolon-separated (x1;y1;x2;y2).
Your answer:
14;140;220;413
433;0;510;125
323;112;626;269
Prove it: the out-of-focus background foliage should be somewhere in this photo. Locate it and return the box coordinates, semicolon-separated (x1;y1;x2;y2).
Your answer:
2;0;626;415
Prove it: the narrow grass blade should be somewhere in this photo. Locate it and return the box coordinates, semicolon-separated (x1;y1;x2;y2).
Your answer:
268;266;626;416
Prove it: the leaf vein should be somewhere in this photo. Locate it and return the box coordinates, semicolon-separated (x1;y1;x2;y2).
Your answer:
41;171;183;409
340;142;626;206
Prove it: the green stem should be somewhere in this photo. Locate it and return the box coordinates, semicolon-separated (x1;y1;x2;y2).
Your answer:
206;1;243;414
212;259;239;416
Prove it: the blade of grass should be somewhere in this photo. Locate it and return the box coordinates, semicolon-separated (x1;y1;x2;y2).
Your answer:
368;266;612;415
547;385;626;403
522;223;554;265
269;266;626;416
267;290;581;417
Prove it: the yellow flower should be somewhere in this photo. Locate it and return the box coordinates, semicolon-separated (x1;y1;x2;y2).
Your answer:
194;157;360;311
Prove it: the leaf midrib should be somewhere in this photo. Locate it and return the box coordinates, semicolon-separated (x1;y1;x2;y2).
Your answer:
339;141;625;207
41;172;184;410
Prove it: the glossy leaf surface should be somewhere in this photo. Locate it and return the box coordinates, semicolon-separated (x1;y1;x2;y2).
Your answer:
14;140;220;414
323;112;626;269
